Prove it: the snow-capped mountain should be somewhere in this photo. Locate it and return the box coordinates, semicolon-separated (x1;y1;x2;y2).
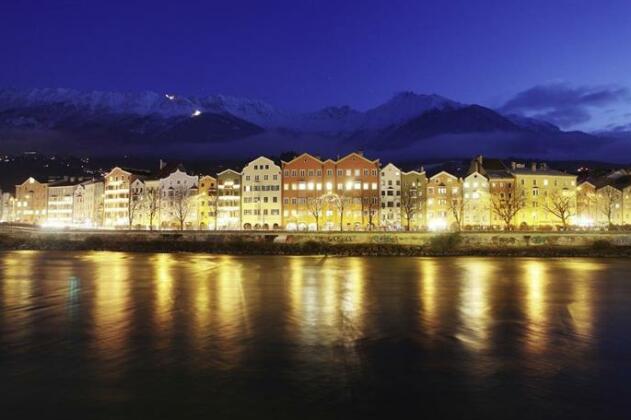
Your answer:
0;87;616;161
0;88;283;124
0;88;461;133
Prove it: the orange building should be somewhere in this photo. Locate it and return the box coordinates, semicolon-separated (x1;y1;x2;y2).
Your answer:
281;152;379;230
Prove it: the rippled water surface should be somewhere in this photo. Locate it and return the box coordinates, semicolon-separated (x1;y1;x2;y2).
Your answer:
1;251;630;419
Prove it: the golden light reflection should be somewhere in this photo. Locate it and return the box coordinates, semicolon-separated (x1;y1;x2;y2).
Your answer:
89;252;130;370
418;259;438;335
2;251;35;309
152;253;175;335
289;256;305;327
339;257;366;343
1;251;36;342
523;260;548;354
457;259;493;350
288;257;366;346
215;255;247;368
560;260;600;340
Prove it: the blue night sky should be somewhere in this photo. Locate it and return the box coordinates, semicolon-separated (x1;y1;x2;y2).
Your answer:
1;0;631;131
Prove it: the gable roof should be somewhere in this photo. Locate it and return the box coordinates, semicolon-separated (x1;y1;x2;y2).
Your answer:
335;152;379;165
281;152;323;166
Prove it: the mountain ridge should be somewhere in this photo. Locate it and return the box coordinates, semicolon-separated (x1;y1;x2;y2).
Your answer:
0;87;624;162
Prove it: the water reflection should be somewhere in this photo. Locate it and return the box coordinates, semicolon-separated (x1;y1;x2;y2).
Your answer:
87;252;131;372
523;260;548;354
457;259;494;350
0;252;624;418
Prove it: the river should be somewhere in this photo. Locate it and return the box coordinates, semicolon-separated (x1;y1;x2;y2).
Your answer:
0;251;629;419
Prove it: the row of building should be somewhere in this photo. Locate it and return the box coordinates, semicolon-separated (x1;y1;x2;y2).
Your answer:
1;152;630;231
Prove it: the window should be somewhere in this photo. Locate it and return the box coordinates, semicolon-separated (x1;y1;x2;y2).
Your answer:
354;169;360;176
346;169;351;176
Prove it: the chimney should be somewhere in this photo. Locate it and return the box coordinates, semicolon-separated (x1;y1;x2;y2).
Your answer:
159;159;167;170
540;162;548;170
531;162;537;172
511;161;517;171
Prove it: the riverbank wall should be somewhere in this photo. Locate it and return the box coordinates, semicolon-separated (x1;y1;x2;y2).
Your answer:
2;225;631;256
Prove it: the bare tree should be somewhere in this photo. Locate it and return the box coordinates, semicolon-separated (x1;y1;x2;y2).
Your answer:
361;196;379;231
307;195;324;231
128;191;143;229
400;185;418;231
491;186;525;231
172;186;195;230
598;186;620;229
330;194;347;232
544;191;575;229
448;196;465;231
144;187;161;230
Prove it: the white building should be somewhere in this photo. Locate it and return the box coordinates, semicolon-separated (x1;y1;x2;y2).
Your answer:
463;171;491;228
217;169;241;230
380;163;402;230
73;180;104;227
0;192;16;222
241;156;282;229
159;168;198;229
47;180;80;227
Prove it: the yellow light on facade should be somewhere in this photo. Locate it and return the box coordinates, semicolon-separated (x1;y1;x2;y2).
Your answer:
428;218;447;231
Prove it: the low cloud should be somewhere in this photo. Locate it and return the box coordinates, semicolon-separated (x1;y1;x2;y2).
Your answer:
500;83;629;128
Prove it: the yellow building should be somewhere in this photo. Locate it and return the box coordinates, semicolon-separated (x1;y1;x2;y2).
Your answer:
511;163;577;229
400;169;427;230
15;177;48;225
576;181;598;227
426;171;462;231
198;175;217;229
595;184;623;227
103;167;149;228
462;171;491;228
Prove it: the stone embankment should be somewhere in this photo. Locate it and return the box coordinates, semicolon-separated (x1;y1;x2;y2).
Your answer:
1;224;631;257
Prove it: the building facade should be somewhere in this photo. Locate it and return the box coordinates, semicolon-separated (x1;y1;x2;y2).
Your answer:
400;170;427;230
159;169;198;229
462;171;491;228
281;152;379;231
216;169;241;230
72;180;104;227
380;163;402;230
511;163;577;229
576;181;598;227
47;181;79;226
241;156;282;229
426;171;462;230
197;175;217;230
104;167;147;228
0;192;16;222
15;177;48;224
